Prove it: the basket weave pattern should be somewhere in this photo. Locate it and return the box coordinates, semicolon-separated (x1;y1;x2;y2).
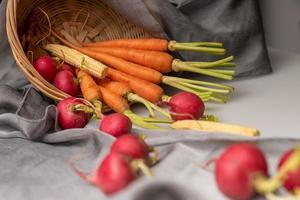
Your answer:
6;0;151;101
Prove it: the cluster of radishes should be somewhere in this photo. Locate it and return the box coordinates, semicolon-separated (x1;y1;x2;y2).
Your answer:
34;55;79;96
74;134;155;195
215;143;300;200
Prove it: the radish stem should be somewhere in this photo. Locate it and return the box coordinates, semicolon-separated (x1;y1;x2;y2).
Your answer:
255;146;300;195
131;159;153;177
124;110;163;130
126;93;171;119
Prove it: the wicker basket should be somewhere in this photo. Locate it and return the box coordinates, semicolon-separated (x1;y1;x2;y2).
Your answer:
6;0;151;101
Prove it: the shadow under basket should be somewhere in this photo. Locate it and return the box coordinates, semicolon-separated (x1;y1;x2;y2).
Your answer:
6;0;152;101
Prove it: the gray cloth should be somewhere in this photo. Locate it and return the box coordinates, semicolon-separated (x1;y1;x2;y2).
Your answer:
0;0;28;88
104;0;272;77
0;84;298;200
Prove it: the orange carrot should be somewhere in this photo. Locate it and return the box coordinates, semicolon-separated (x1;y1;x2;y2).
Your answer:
82;38;226;55
96;78;132;97
82;50;162;84
85;47;173;73
107;68;164;103
83;38;169;52
77;70;102;103
98;85;129;113
84;46;235;80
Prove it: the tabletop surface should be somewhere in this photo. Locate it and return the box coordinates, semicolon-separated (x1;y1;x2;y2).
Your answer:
207;48;300;138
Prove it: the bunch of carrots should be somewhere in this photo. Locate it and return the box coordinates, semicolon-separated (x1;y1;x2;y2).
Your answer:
33;25;238;130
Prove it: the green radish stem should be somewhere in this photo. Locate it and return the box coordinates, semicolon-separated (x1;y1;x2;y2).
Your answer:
172;60;233;80
255;146;300;195
123;110;163;130
168;41;226;55
72;100;164;129
141;117;173;124
201;115;219;122
126;93;171;119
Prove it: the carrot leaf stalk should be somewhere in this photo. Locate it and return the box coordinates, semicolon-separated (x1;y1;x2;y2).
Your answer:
207;69;236;76
172;57;234;80
178;42;224;48
168;40;226;55
184;56;235;68
162;76;232;103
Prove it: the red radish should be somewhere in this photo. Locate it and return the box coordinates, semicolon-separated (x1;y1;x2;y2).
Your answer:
53;70;79;96
168;91;205;121
111;134;149;159
59;63;76;76
278;149;300;192
96;153;136;195
215;143;268;200
57;97;89;129
34;55;58;82
99;113;132;137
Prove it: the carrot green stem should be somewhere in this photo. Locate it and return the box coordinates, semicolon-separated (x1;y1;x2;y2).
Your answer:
187;62;236;68
172;60;233;80
209;96;228;104
123;110;163;130
179;82;230;94
183;56;234;68
207;69;236;76
178;42;224;48
169;41;226;55
166;76;234;92
162;78;229;103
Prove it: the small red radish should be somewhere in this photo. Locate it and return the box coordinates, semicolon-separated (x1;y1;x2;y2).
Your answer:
99;113;132;137
215;143;268;200
59;63;76;76
96;153;136;195
34;55;58;82
168;91;205;121
57;97;89;129
278;149;300;192
111;134;149;159
53;70;79;97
